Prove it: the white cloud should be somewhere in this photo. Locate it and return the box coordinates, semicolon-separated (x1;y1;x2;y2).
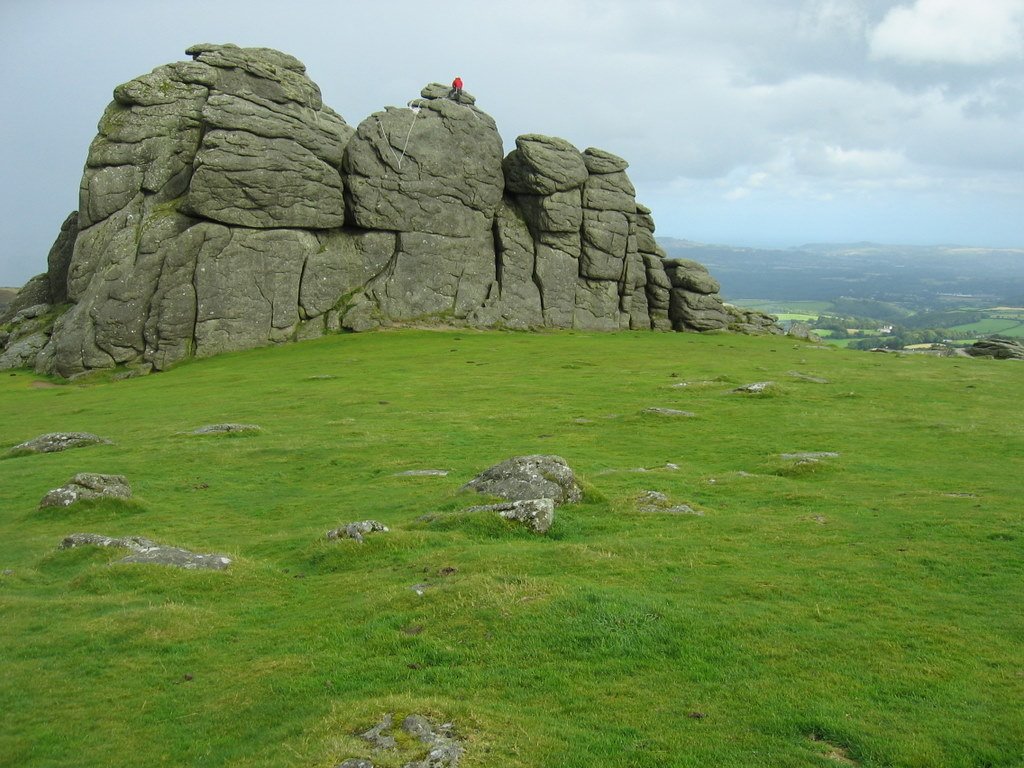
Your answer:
798;0;869;42
869;0;1024;65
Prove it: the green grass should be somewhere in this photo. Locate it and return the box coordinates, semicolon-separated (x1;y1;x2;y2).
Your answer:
728;299;835;316
950;317;1024;338
1;330;1022;767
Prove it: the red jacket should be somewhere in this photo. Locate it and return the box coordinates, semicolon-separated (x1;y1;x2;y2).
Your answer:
452;77;463;89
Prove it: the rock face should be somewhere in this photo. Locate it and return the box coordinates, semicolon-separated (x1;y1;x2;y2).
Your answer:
966;338;1024;360
0;43;782;378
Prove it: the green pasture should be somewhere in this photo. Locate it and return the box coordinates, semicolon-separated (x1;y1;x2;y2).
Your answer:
949;317;1024;338
1;330;1021;767
727;299;834;316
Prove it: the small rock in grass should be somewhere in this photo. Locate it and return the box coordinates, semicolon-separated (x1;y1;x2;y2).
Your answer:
187;423;261;435
326;520;389;543
393;469;449;477
58;533;231;570
787;371;830;384
732;381;775;394
466;498;555;533
8;432;111;456
39;473;131;509
780;452;839;463
636;490;704;516
360;713;397;749
641;407;697;417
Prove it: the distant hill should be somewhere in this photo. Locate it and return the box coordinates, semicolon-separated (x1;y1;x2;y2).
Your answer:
659;237;1024;307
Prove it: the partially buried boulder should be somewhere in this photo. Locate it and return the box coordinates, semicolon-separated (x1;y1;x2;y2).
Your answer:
59;533;231;570
326;520;389;543
7;432;111;457
461;454;582;505
466;498;555;533
40;473;131;508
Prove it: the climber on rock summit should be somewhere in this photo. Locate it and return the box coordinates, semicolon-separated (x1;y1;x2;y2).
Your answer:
449;76;463;103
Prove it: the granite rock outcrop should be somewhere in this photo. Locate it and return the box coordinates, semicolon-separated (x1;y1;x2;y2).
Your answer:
1;43;781;377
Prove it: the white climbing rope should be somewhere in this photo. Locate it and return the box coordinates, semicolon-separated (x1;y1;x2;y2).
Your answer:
376;100;425;171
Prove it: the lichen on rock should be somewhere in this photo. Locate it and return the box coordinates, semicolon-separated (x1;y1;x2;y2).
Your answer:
0;42;781;378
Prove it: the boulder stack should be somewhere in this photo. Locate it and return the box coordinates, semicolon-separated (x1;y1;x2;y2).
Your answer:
0;43;782;378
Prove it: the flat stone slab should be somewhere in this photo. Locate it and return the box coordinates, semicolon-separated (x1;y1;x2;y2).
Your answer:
466;498;555;533
8;432;111;456
636;490;704;516
641;407;697;417
59;533;231;570
732;381;775;394
787;371;830;384
40;473;131;508
326;520;389;543
393;469;450;477
186;423;262;435
780;452;840;462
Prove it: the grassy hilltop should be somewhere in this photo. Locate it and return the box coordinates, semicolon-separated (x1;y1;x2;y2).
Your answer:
1;330;1021;767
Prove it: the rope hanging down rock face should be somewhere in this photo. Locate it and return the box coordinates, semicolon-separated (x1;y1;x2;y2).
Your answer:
375;99;425;170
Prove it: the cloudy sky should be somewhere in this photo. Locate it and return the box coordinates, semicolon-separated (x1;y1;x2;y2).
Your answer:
1;0;1022;285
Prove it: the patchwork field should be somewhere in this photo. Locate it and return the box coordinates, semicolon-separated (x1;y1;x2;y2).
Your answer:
1;330;1021;767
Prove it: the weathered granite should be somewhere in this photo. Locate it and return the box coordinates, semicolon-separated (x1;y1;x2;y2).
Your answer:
461;455;582;505
0;43;781;378
40;473;132;508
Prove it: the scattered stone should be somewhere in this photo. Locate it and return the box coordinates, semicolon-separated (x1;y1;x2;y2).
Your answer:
345;713;462;768
2;569;14;577
360;714;397;750
39;473;132;508
665;463;680;471
410;583;433;596
59;533;231;570
394;469;450;477
671;380;716;388
636;491;704;516
461;454;582;505
466;498;556;533
966;338;1024;360
780;452;840;463
187;423;262;435
7;432;111;457
787;371;830;384
326;520;389;543
642;407;696;418
731;381;775;394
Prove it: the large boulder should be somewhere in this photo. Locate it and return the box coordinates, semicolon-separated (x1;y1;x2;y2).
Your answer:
461;455;583;505
966;338;1024;360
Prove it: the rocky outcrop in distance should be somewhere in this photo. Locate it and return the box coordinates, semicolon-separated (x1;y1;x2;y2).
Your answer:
1;43;781;378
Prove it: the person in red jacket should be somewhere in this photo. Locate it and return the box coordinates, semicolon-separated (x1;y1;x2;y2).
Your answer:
449;76;463;103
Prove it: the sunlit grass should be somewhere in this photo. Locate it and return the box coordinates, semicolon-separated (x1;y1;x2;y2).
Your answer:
1;330;1021;767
